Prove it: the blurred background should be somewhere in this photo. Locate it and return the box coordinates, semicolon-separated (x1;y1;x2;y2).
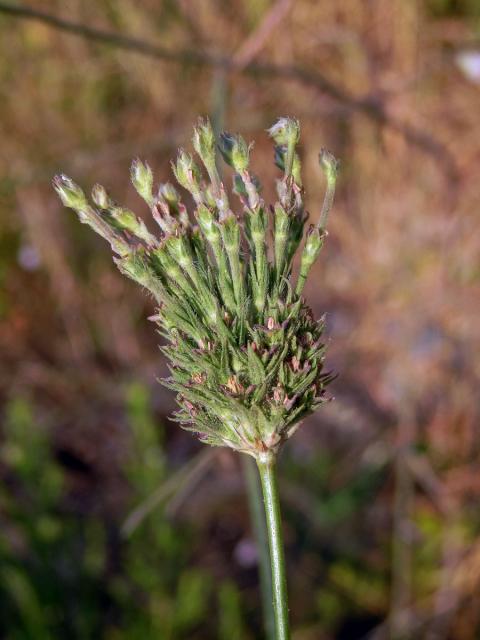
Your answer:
1;1;479;638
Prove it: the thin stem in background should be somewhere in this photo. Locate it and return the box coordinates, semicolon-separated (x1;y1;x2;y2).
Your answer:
257;455;290;640
243;456;275;640
122;447;216;537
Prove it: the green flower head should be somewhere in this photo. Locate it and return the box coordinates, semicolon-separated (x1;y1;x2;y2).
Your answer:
54;117;339;459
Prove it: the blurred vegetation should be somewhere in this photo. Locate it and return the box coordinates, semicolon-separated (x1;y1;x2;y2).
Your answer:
1;0;480;638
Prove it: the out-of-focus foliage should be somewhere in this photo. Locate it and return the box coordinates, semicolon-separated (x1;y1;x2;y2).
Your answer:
0;389;246;639
1;0;480;638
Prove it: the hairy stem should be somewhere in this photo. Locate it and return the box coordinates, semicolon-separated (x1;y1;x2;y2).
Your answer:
256;453;290;640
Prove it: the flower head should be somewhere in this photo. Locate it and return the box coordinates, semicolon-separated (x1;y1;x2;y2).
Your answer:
54;119;339;459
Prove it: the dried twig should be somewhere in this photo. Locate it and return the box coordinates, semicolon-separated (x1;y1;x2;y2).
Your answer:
0;1;459;188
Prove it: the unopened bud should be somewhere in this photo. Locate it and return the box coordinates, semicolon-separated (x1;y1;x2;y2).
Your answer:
304;225;324;258
267;117;300;147
317;149;339;231
203;185;216;208
219;213;240;251
131;159;154;206
172;149;201;192
192;117;216;167
195;204;215;234
159;182;179;206
91;183;110;209
109;206;137;230
52;174;87;210
219;132;251;172
319;148;339;186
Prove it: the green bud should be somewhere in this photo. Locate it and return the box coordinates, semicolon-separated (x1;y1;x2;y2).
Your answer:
274;203;290;237
172;149;202;194
219;213;240;251
109;206;138;230
273;203;290;283
165;234;191;269
248;206;267;240
91;183;110;209
154;246;191;293
115;251;150;286
52;174;87;210
319;148;339;186
195;204;215;236
159;182;179;207
54;175;132;255
295;226;325;295
115;252;167;303
195;205;236;313
317;148;339;230
267;117;300;147
204;185;217;209
192;117;216;167
156;182;182;223
303;226;324;259
108;203;158;247
131;159;154;206
219;132;252;173
219;214;244;309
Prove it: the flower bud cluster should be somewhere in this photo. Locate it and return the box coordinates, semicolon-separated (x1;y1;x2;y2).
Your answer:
53;117;338;459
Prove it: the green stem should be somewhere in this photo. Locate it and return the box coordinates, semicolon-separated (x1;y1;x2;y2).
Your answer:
243;456;275;640
284;139;296;179
256;453;290;640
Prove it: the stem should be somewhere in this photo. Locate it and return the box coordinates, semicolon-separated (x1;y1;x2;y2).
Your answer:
317;176;336;231
243;456;275;640
256;453;290;640
284;139;296;179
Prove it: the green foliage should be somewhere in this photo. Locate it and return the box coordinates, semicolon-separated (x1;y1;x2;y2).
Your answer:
327;561;388;620
54;117;339;459
218;581;247;640
0;396;102;638
0;391;249;639
125;381;166;491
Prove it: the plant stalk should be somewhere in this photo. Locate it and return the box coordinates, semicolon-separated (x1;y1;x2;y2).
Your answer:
243;456;275;640
256;453;290;640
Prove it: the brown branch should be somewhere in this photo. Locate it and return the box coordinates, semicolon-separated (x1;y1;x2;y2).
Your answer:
0;1;459;191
